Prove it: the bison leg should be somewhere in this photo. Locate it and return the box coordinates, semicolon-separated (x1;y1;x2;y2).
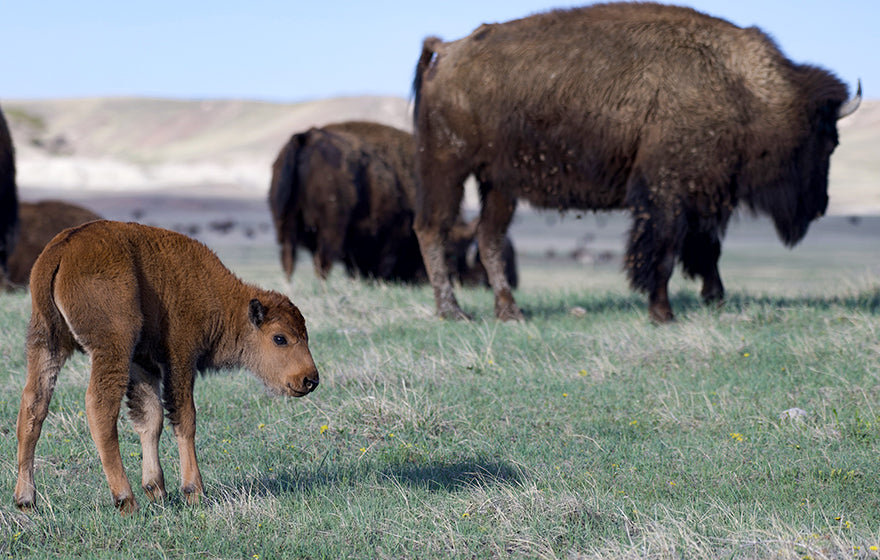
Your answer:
14;337;72;510
164;362;204;505
681;229;724;305
85;354;139;514
127;363;167;502
477;186;522;321
414;166;469;320
280;238;297;282
625;207;677;323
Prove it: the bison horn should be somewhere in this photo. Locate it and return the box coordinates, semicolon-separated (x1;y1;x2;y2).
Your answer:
838;79;862;119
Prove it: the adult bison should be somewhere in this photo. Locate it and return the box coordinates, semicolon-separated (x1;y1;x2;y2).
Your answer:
5;200;101;288
14;221;319;514
0;104;18;285
412;2;861;322
269;120;517;287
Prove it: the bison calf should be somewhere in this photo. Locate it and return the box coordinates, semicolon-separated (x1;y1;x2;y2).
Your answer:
14;220;319;514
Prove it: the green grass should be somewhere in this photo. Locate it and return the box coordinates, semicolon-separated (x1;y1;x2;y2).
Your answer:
2;223;879;559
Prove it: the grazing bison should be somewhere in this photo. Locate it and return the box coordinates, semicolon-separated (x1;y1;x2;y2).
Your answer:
0;104;18;285
14;221;319;514
412;2;861;322
269;121;517;287
5;200;101;288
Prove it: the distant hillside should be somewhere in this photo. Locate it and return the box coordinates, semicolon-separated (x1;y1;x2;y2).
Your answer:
5;96;411;197
3;95;879;214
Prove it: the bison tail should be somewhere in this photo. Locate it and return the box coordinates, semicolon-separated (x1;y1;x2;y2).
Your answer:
27;245;77;359
412;36;443;129
269;133;308;243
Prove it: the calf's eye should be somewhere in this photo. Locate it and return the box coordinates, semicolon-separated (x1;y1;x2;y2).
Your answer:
272;334;288;346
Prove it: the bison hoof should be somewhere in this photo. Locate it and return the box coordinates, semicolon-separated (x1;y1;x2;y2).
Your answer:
143;483;167;502
496;303;525;322
114;495;139;515
438;304;471;321
649;304;675;324
14;496;35;512
182;485;203;505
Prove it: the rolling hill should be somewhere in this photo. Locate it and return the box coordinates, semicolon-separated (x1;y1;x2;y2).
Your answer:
4;95;879;214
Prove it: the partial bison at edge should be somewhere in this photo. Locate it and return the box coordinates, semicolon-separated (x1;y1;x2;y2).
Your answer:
0;104;18;287
412;2;860;323
14;221;319;514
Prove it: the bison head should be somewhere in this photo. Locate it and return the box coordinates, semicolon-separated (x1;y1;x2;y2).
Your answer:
749;79;860;247
246;294;319;397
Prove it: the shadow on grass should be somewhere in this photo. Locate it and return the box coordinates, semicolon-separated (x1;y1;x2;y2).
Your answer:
211;457;523;503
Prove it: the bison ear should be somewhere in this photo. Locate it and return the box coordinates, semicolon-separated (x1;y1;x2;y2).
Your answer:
248;299;266;327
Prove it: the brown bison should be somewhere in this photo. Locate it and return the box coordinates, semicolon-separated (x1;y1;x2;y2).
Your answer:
0;104;18;285
14;221;319;514
269;120;517;287
5;200;101;288
412;2;861;322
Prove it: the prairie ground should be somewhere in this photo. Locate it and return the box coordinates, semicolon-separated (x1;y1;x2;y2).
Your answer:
1;200;878;559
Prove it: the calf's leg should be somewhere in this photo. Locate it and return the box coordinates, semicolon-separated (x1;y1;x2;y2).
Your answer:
86;354;139;513
127;363;167;502
165;361;203;504
14;340;70;510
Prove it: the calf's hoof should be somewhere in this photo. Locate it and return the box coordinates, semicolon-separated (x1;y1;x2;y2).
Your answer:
114;494;139;515
14;496;35;512
182;485;203;506
143;482;167;502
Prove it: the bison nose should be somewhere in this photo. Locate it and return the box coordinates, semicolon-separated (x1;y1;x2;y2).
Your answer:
303;374;319;392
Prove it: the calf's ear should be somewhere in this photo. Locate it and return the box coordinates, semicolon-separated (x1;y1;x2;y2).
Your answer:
249;299;266;327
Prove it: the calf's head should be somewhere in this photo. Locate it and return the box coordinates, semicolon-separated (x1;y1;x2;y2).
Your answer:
246;294;319;397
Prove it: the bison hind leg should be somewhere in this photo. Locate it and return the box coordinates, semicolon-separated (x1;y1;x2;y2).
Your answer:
127;362;167;502
14;334;73;510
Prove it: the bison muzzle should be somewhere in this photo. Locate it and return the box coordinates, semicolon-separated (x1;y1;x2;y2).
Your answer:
14;220;319;514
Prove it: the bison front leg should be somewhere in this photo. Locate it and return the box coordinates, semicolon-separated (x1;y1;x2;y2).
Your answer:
127;364;167;502
478;186;523;321
625;209;677;323
85;356;139;514
14;340;70;510
681;229;725;306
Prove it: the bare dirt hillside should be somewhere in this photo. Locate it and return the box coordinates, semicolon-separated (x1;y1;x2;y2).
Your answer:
4;96;411;197
3;95;879;214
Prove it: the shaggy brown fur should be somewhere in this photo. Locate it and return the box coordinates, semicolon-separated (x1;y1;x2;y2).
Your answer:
14;221;319;514
6;200;101;287
412;2;860;322
268;121;517;287
0;104;18;285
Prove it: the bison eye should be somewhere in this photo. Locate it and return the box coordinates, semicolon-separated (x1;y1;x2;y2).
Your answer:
272;334;288;346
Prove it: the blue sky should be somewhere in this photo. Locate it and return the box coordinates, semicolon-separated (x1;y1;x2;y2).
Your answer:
1;1;873;102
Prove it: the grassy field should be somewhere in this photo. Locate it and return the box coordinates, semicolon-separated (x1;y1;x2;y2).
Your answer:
1;212;879;559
